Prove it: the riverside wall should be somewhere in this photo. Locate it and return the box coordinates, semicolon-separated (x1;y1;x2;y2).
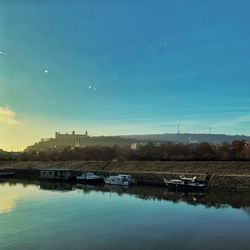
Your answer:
1;161;250;190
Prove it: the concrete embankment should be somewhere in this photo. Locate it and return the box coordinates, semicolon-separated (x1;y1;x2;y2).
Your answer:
1;160;250;190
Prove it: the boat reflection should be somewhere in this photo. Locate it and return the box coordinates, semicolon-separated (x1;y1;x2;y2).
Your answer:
104;184;129;193
1;179;250;217
40;181;74;192
74;182;250;215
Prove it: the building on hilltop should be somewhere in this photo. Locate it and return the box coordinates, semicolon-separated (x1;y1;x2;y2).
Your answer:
55;130;88;139
25;130;137;152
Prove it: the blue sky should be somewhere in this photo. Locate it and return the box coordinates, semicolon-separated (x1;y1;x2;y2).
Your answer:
1;0;250;150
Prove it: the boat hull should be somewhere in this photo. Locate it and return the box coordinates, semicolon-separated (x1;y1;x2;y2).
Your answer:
104;181;129;186
104;174;135;186
166;182;207;191
104;178;129;186
76;178;104;184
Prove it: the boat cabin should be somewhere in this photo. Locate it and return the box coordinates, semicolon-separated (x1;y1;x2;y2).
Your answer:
170;177;197;184
40;169;76;180
118;174;131;179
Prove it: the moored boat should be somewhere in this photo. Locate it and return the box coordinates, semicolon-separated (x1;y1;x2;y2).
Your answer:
104;174;135;186
163;176;207;191
40;169;76;180
76;172;104;184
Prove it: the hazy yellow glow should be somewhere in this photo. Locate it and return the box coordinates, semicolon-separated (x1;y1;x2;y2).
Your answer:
0;113;56;151
0;123;45;151
0;113;164;151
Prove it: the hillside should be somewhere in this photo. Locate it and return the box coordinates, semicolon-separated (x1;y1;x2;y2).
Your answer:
25;132;250;152
122;133;250;144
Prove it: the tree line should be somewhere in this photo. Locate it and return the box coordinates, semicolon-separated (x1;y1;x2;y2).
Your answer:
1;140;250;161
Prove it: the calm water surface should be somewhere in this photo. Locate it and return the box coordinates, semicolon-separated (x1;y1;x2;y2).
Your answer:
0;180;250;250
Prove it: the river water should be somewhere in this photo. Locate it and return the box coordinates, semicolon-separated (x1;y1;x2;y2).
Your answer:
0;180;250;250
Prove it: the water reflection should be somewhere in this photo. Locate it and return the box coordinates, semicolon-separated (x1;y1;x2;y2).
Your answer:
244;207;250;216
40;181;73;192
0;189;19;214
1;179;250;250
1;179;250;217
0;181;37;214
74;183;250;217
104;184;129;193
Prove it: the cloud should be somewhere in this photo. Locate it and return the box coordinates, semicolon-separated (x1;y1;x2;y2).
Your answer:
0;51;7;55
0;107;22;125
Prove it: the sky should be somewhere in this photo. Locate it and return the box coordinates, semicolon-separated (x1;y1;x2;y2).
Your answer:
1;0;250;151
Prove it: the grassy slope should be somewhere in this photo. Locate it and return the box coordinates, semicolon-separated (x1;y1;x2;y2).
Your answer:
1;160;250;175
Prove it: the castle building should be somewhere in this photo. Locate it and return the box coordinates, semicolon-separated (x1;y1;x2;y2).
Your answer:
25;130;136;152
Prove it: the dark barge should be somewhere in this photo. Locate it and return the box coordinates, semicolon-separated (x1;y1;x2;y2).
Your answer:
0;169;15;178
40;169;77;181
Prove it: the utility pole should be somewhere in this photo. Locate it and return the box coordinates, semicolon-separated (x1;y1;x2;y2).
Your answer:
177;124;180;134
209;126;212;135
11;146;13;160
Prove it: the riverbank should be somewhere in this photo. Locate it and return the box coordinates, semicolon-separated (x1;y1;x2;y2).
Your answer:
1;160;250;190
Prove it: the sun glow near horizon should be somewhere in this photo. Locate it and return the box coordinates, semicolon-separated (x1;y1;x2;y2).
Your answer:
1;108;250;151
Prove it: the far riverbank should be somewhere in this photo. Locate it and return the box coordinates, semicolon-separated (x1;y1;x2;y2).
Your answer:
1;160;250;190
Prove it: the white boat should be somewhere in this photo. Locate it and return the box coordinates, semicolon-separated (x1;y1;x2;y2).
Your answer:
76;172;104;184
163;176;207;191
104;174;135;186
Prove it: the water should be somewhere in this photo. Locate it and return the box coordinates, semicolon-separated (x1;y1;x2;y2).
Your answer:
1;180;250;250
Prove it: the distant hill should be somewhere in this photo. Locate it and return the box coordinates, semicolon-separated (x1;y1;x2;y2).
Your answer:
121;133;250;144
25;131;250;152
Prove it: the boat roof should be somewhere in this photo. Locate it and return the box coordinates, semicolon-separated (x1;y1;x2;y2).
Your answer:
180;177;197;180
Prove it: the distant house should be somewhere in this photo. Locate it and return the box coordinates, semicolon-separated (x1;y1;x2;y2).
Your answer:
130;142;148;150
40;169;76;180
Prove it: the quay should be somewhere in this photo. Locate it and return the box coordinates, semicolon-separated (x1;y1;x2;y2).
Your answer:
1;160;250;190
